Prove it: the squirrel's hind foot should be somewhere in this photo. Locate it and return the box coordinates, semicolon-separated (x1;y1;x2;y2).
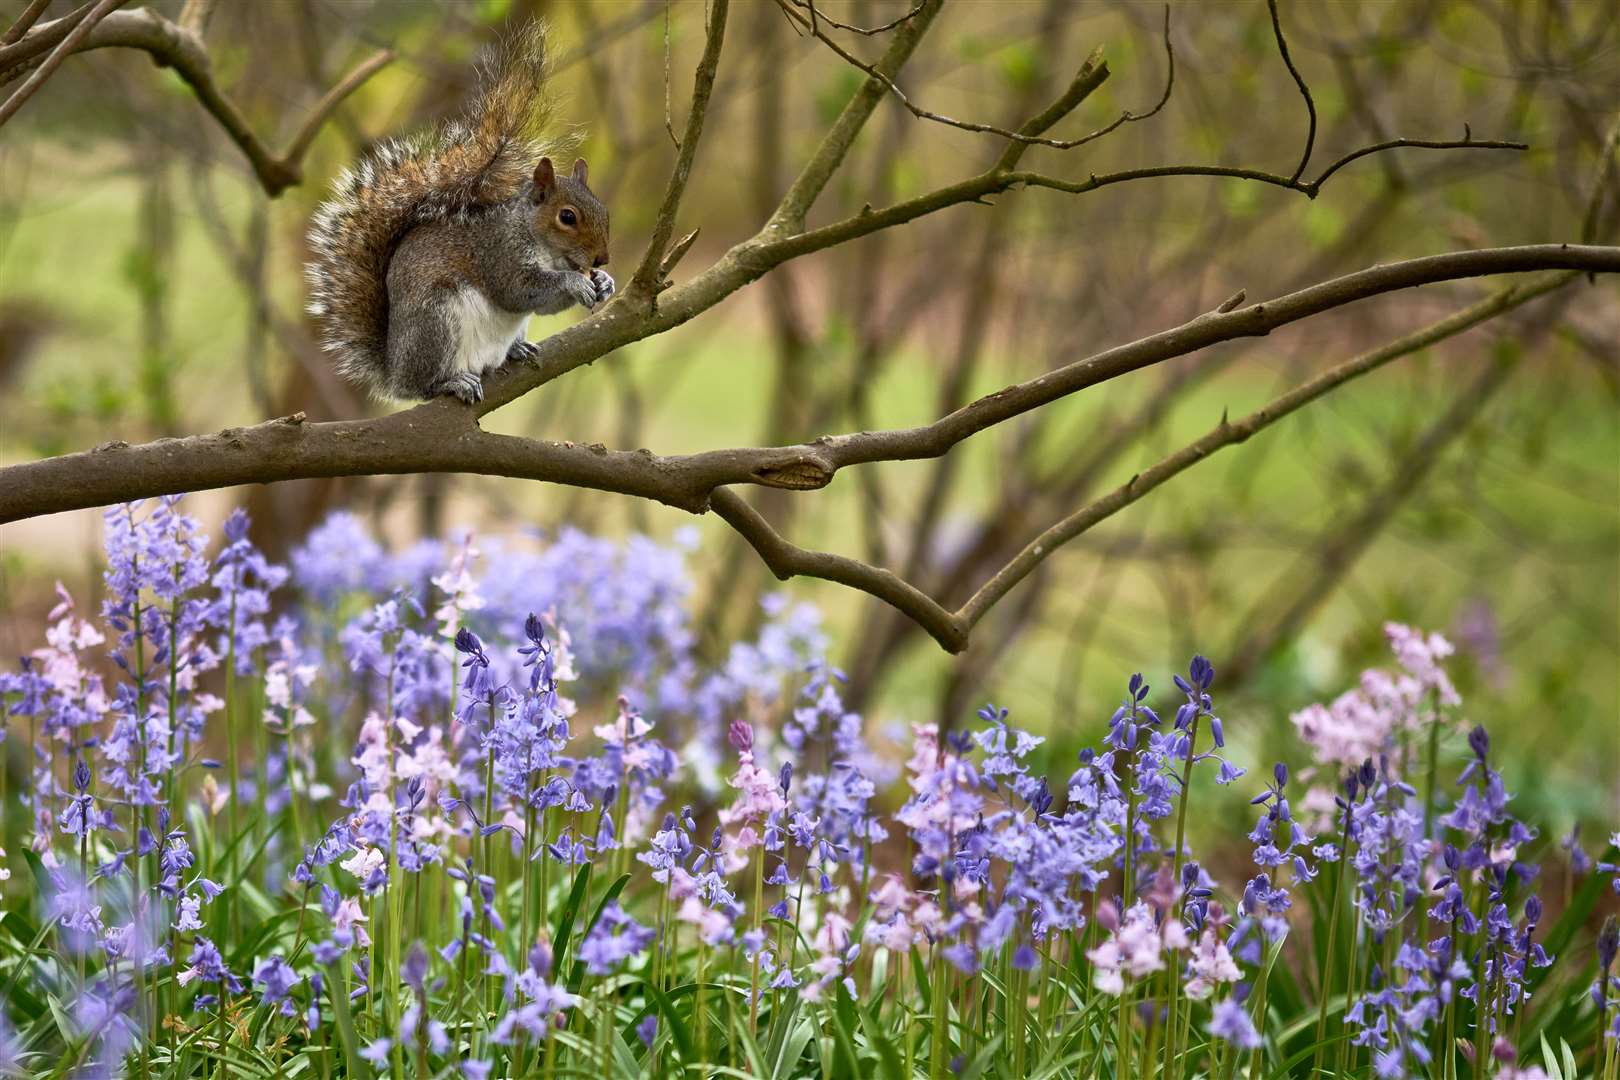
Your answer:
433;371;485;404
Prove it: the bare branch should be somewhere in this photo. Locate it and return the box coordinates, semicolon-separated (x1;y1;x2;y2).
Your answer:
712;486;969;647
784;0;927;36
952;273;1573;629
779;0;1168;154
629;0;731;298
0;7;393;195
0;0;91;69
1582;108;1620;245
1;246;1613;665
1306;132;1525;193
0;0;53;47
791;246;1616;475
0;0;126;130
1268;0;1318;185
718;269;1581;653
768;0;943;231
278;48;396;167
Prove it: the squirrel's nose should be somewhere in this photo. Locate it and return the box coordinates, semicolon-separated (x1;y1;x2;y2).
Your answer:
594;252;609;268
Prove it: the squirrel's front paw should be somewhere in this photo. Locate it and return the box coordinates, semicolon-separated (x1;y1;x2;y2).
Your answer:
565;272;599;310
434;371;484;404
589;269;616;305
506;340;540;364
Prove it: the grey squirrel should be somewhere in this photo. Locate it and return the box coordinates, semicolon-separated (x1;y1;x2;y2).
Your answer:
305;25;611;404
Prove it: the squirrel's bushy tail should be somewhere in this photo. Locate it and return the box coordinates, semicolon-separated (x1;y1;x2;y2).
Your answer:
305;22;572;396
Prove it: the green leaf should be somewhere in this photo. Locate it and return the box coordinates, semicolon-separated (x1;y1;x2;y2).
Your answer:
567;873;631;995
773;1020;816;1080
641;979;697;1066
1538;1032;1562;1080
321;961;369;1080
823;994;861;1080
551;863;595;972
956;1032;1006;1080
856;991;904;1080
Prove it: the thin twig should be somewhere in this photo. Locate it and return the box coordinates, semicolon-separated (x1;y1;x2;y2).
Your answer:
1268;0;1318;185
0;0;92;71
662;0;679;150
630;0;731;297
713;270;1579;651
1581;108;1620;245
278;48;395;167
0;7;392;194
0;0;126;130
0;0;53;47
779;0;1173;153
786;0;926;36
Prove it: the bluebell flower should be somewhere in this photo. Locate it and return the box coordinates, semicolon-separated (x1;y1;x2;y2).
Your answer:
252;955;300;1015
1207;997;1261;1049
578;902;655;975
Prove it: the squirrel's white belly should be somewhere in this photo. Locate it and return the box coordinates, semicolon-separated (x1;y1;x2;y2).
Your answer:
448;286;528;375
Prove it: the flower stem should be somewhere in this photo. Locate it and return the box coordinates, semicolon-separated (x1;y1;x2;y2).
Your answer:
223;590;239;938
1163;716;1201;1078
1312;794;1355;1076
750;846;764;1029
1117;782;1138;1080
1422;688;1442;836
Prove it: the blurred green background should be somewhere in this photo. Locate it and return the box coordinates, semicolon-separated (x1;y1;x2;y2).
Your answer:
1;0;1616;840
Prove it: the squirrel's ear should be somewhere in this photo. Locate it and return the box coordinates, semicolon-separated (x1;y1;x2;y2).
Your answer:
571;158;589;185
532;157;556;202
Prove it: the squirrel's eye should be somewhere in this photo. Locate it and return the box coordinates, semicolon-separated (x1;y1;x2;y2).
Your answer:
558;208;578;228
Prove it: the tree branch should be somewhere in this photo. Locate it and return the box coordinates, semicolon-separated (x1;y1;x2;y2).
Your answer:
627;0;730;298
0;0;126;130
778;0;1168;155
781;245;1618;474
782;0;928;37
0;0;54;47
3;248;1610;662
767;0;943;232
1268;0;1318;185
0;7;393;195
708;270;1580;651
468;107;1523;420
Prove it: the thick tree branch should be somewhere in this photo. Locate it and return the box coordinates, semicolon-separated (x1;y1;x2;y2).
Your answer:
1;245;1613;530
0;7;393;195
707;269;1581;652
468;117;1523;419
773;245;1618;473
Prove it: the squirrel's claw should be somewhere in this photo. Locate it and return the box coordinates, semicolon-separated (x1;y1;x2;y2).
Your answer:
434;371;484;404
506;341;541;364
590;269;616;306
565;272;599;310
